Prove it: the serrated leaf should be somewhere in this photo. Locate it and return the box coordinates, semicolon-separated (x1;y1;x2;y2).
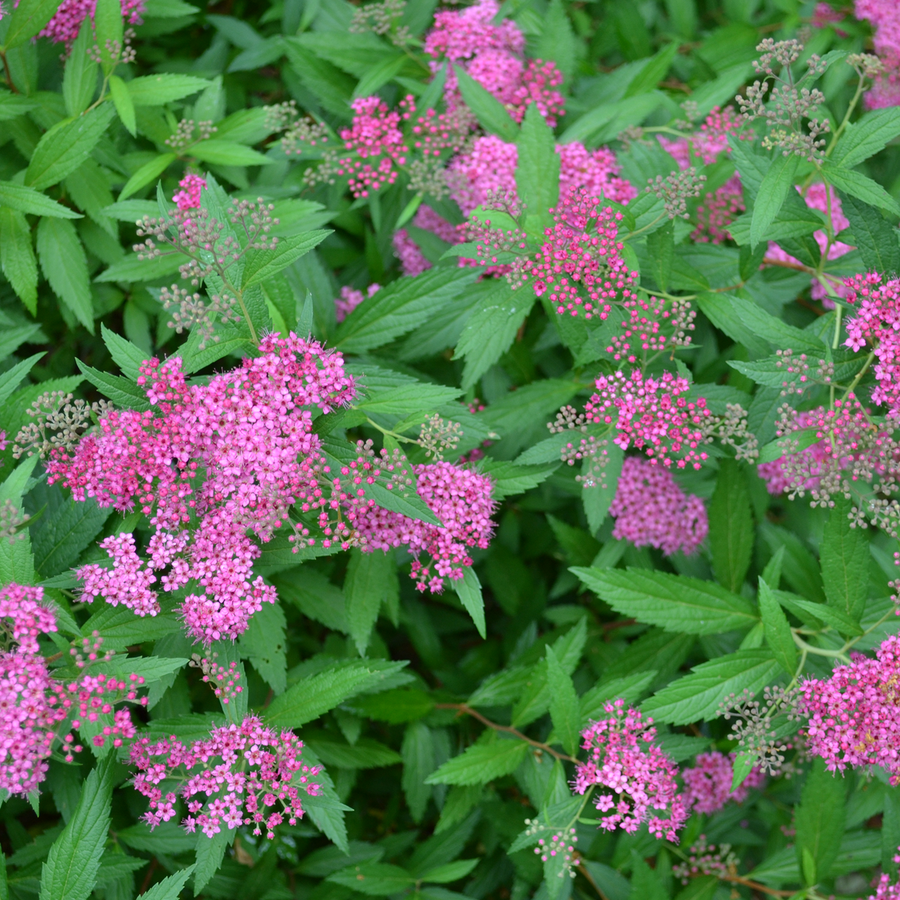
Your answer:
516;104;559;220
38;761;112;900
36;217;94;332
452;566;485;638
241;230;330;288
709;459;753;592
821;494;868;622
750;152;799;249
101;325;147;379
32;496;110;578
425;739;529;786
265;660;409;728
831;107;900;170
795;758;846;884
546;646;580;756
3;0;61;48
344;549;392;655
0;181;81;219
642;650;782;725
126;74;210;106
0;208;38;313
758;577;797;675
193;827;234;896
420;860;479;884
0;353;43;406
823;160;900;215
26;106;115;192
62;20;99;116
76;361;150;409
841;192;900;275
453;64;518;141
572;567;758;634
134;866;195;900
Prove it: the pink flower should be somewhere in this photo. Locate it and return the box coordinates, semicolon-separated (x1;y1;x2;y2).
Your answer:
609;457;708;555
573;699;688;841
129;715;321;839
0;584;57;656
855;0;900;108
335;283;380;323
172;173;207;211
682;751;765;814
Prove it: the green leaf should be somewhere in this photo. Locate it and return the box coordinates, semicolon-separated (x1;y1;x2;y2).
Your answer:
642;649;782;724
823;160;900;215
193;827;234;896
336;267;477;353
190;140;271;167
421;860;479;884
516;104;559;220
0;181;81;219
545;646;581;756
708;459;753;592
453;65;519;141
241;230;331;288
572;567;758;634
646;219;674;291
783;595;863;636
133;867;195;900
425;738;529;786
0;208;38;314
265;660;409;728
32;496;110;578
307;737;401;769
344;549;393;655
237;601;287;694
327;863;415;896
454;282;535;390
39;761;112;900
0;353;43;406
401;722;435;822
76;361;149;409
36;218;94;332
795;758;847;884
558;92;664;145
62;20;99;117
108;75;136;136
820;495;868;622
841;193;900;275
94;0;124;74
126;74;210;106
118;154;177;202
831;107;900;170
453;567;485;638
25;106;115;192
750;152;799;249
2;0;61;49
349;688;434;724
758;577;797;675
101;325;147;379
625;42;679;96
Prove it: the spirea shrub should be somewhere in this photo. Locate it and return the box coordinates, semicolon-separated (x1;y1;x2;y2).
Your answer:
4;0;900;898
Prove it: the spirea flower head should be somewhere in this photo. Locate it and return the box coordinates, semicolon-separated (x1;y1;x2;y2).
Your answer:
585;369;712;469
609;456;708;555
129;715;322;839
572;699;688;841
38;0;145;47
855;0;900;108
800;633;900;783
51;334;357;644
682;751;765;814
0;584;57;656
526;188;639;320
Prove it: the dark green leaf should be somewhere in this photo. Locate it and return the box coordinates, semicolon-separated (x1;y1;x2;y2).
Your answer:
750;153;799;248
841;192;900;275
820;495;868;622
758;577;797;675
546;646;581;756
795;758;847;884
831;107;900;170
425;739;529;786
823;161;900;216
36;218;94;332
708;459;753;592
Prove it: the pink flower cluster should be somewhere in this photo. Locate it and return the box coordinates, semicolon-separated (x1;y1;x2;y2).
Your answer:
585;369;712;469
845;273;900;417
801;634;900;783
37;0;144;46
766;184;853;305
393;206;460;276
129;715;322;839
53;334;357;644
172;173;207;211
609;457;708;555
346;460;497;592
335;283;380;323
682;751;765;814
0;585;146;796
855;0;900;108
572;699;688;841
424;0;565;125
528;189;640;320
866;852;900;900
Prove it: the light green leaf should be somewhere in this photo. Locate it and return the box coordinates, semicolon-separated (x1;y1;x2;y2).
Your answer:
94;0;124;74
108;75;136;136
546;646;581;756
0;182;81;219
36;217;94;332
453;566;485;638
0;208;38;314
425;739;529;786
39;762;112;900
344;549;393;656
118;154;177;202
0;353;43;406
265;660;409;728
453;64;519;141
3;0;61;49
26;106;115;192
190;140;271;167
62;20;98;116
841;193;900;275
572;567;758;634
831;107;900;170
101;325;147;379
327;863;415;896
642;649;782;724
241;230;331;288
193;827;234;896
758;577;797;675
750;152;799;249
516;104;559;220
134;867;195;900
795;758;847;884
126;74;210;106
823;160;900;215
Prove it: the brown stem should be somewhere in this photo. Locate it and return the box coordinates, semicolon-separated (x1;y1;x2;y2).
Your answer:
0;51;18;94
576;861;611;900
762;256;815;274
434;703;580;764
137;856;159;895
721;874;796;897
